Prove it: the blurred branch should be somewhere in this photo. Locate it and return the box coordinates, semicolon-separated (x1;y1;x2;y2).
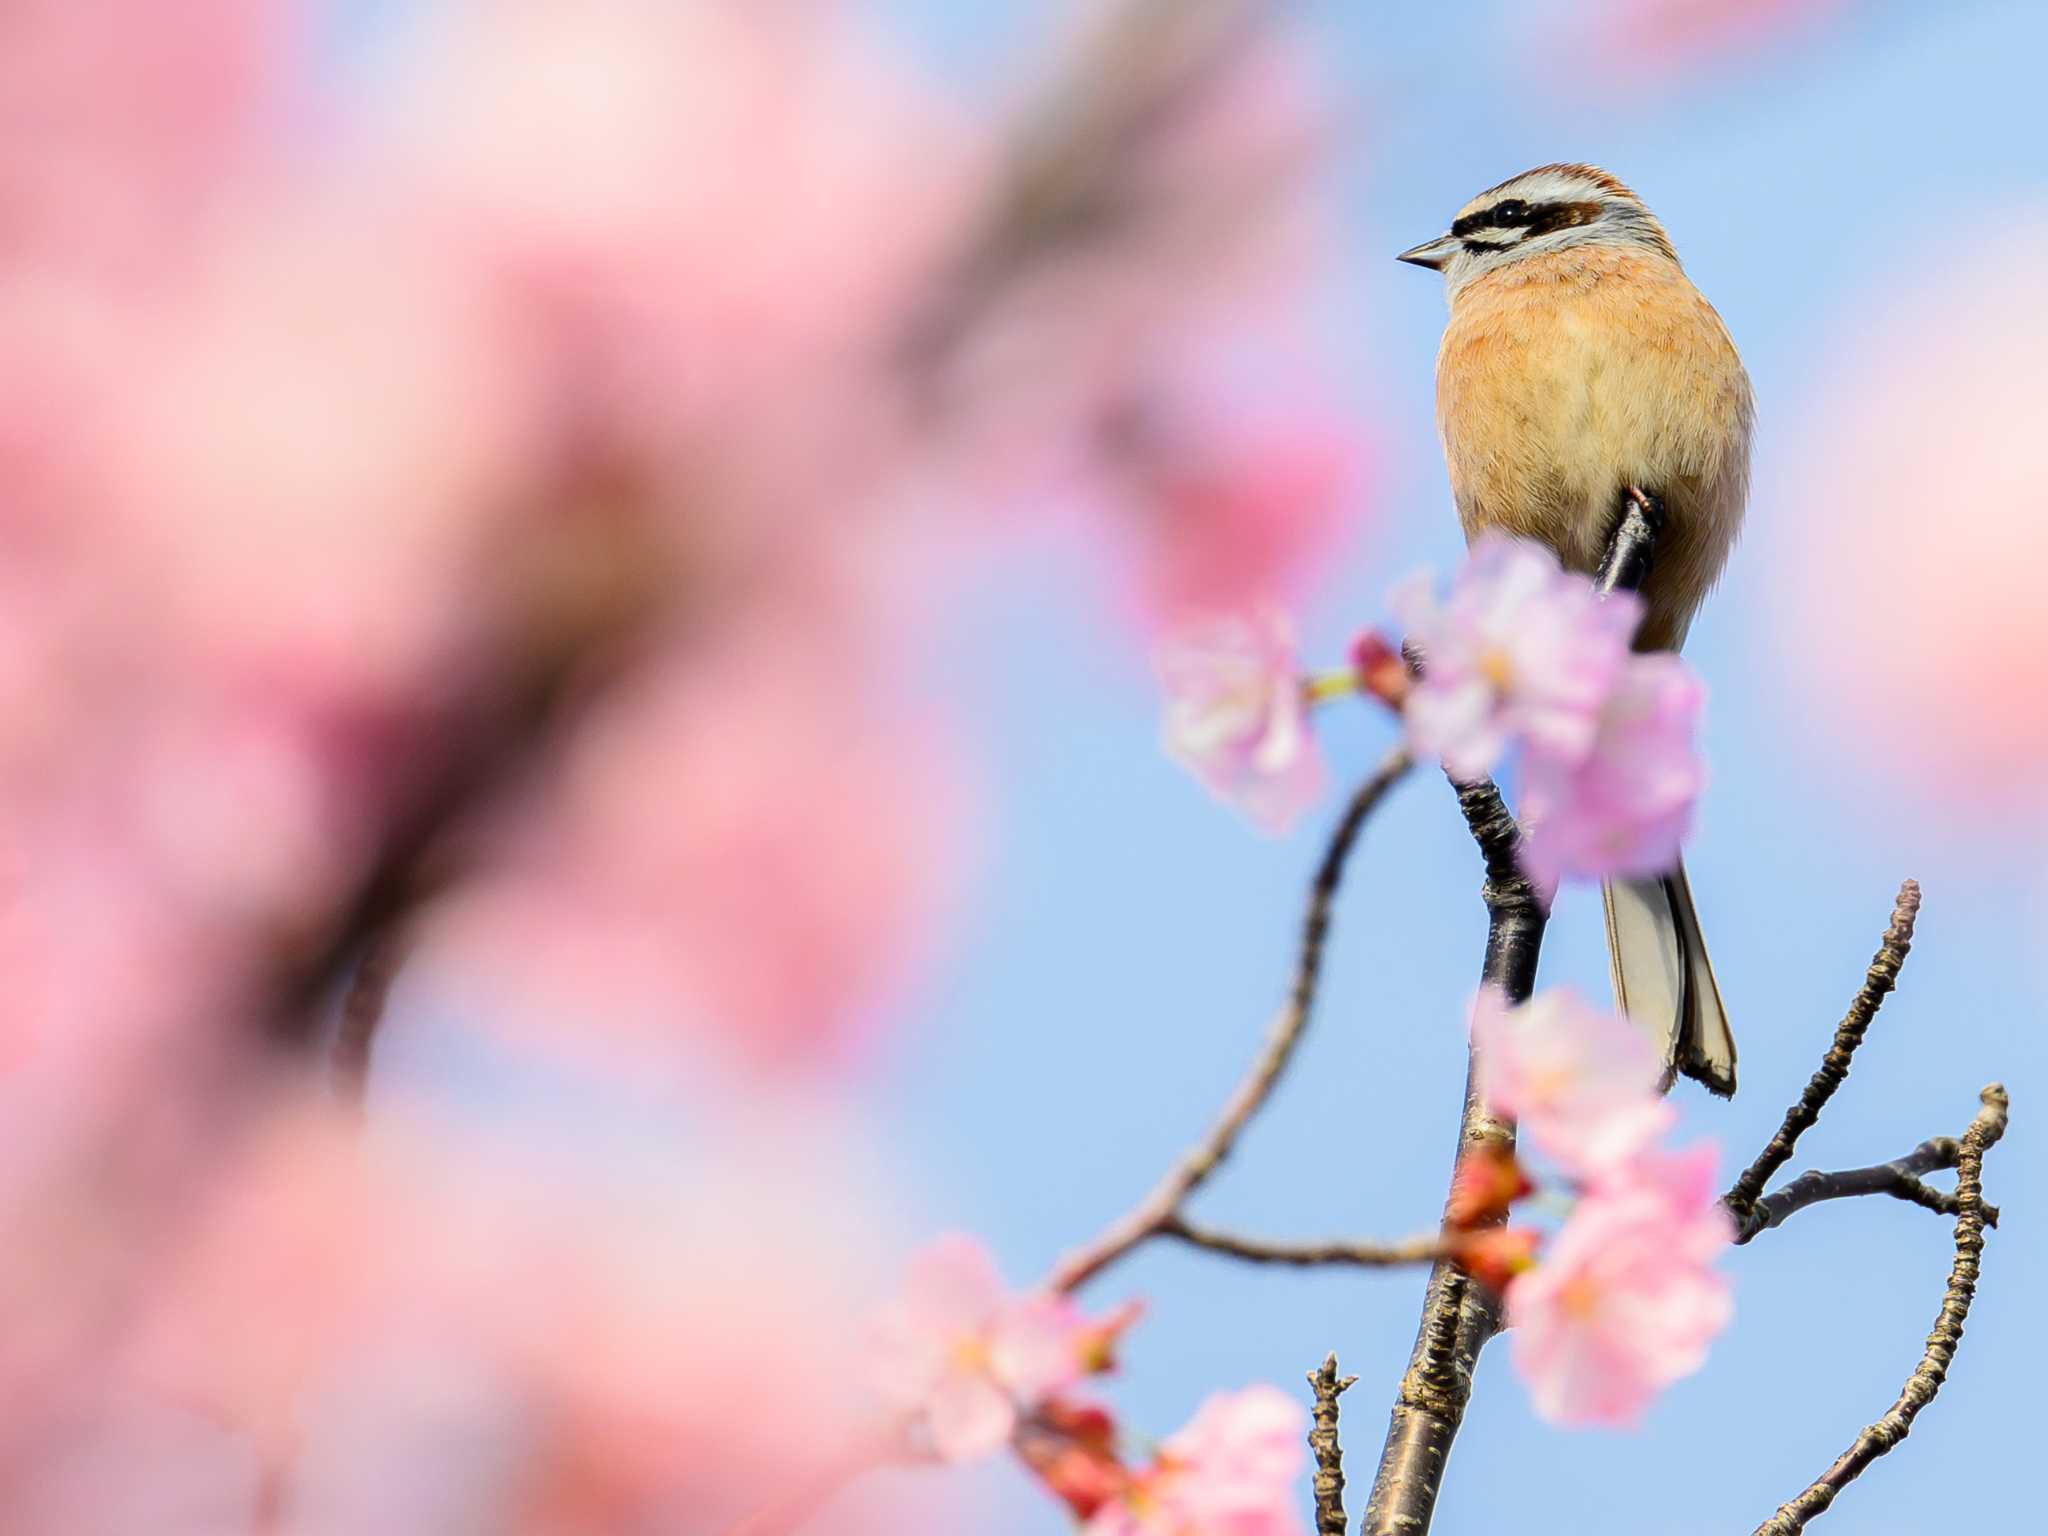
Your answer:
260;482;665;1049
1308;1353;1359;1536
1363;489;1659;1536
1047;744;1413;1293
331;928;411;1115
1160;1214;1450;1269
898;0;1285;389
1722;880;1922;1227
1753;1085;2008;1535
1734;1134;1998;1244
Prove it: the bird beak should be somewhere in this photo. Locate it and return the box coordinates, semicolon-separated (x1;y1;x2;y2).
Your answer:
1396;233;1458;271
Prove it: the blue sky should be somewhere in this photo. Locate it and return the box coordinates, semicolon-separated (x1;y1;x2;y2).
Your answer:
859;3;2045;1532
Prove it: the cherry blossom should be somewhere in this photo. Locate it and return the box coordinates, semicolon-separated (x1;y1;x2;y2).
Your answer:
1518;654;1706;889
1394;536;1642;782
1085;1385;1306;1536
1506;1142;1734;1427
1471;986;1674;1178
869;1234;1090;1463
1158;607;1326;834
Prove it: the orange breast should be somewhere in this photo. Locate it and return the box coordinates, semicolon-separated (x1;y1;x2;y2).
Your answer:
1434;244;1753;650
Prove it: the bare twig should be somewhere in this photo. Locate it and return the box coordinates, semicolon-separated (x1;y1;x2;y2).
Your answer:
1753;1085;2009;1535
1309;1354;1360;1536
1161;1214;1451;1269
1735;1135;1999;1243
1723;880;1922;1225
1364;488;1657;1536
1049;747;1414;1292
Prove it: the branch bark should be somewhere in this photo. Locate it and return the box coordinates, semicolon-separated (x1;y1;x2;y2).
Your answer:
1362;489;1659;1536
1161;1215;1451;1269
1309;1353;1359;1536
1723;880;1922;1227
1752;1085;2008;1535
1734;1134;1998;1243
1049;747;1413;1293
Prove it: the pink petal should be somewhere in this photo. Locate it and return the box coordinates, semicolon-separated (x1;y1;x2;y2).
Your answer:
926;1369;1018;1463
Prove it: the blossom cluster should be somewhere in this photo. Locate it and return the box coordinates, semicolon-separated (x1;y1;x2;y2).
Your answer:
1396;537;1705;887
1155;538;1704;888
874;1236;1306;1535
0;1;1357;1528
1464;987;1735;1427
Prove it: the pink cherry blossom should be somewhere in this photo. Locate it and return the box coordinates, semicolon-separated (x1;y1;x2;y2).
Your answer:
1471;986;1674;1178
1158;607;1326;834
1570;0;1850;78
1394;536;1642;782
1101;342;1360;628
869;1234;1088;1463
1507;1142;1734;1427
1086;1385;1306;1536
1518;654;1706;888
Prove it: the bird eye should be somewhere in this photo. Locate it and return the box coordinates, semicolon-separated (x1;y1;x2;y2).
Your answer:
1492;199;1529;226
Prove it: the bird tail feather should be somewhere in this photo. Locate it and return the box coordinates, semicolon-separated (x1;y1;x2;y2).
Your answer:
1602;861;1736;1097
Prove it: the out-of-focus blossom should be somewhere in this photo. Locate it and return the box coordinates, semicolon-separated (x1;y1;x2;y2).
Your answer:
1159;607;1325;834
417;599;970;1076
1518;655;1705;888
1770;215;2048;818
1445;1145;1535;1229
1557;0;1851;80
377;0;968;562
1099;347;1360;627
1395;537;1642;782
1472;986;1673;1178
0;0;302;273
1506;1143;1734;1427
1086;1386;1306;1536
1;1096;898;1534
869;1234;1088;1463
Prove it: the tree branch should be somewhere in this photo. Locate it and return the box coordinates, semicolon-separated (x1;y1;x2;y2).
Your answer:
1735;1134;1999;1244
1723;880;1921;1227
1309;1353;1359;1536
1363;488;1658;1536
332;928;411;1116
1160;1214;1450;1269
1753;1084;2009;1535
1049;746;1414;1292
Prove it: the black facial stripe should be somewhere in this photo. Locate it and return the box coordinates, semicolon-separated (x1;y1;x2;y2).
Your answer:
1461;237;1509;253
1450;198;1605;242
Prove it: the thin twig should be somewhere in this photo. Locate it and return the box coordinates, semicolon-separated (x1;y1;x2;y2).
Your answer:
1048;746;1414;1293
1735;1135;1999;1243
1309;1354;1360;1536
1364;488;1658;1536
1753;1084;2009;1535
1723;881;1922;1225
1160;1214;1451;1269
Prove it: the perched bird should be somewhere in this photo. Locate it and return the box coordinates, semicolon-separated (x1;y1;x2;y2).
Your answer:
1399;163;1752;1096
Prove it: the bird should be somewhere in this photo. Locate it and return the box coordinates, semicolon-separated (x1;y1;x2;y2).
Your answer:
1398;163;1752;1096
